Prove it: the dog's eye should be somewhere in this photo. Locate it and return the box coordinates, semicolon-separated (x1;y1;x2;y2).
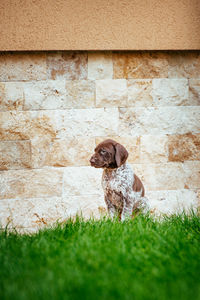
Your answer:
100;149;107;155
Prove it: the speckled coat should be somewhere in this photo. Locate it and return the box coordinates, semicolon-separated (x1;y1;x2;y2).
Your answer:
102;163;149;221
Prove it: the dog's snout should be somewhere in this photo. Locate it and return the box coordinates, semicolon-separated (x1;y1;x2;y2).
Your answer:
90;156;96;164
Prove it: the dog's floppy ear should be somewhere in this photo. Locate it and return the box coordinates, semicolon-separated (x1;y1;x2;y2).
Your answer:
115;143;128;167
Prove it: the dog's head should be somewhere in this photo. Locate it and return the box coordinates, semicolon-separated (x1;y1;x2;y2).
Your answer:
90;139;128;169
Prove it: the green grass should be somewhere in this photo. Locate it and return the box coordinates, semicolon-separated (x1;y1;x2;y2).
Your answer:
0;213;200;300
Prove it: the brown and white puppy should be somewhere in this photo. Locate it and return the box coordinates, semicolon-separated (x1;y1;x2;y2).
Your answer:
90;139;149;221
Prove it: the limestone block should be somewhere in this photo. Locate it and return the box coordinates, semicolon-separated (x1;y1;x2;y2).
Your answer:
182;161;200;189
197;190;200;206
141;134;200;164
133;161;200;191
0;140;31;170
113;51;169;79
96;79;127;107
63;166;102;196
0;110;60;140
0;82;24;111
152;79;189;106
114;51;200;80
24;80;95;110
146;189;199;216
132;163;186;191
95;136;140;163
140;135;168;163
62;194;106;220
0;52;47;81
47;51;87;80
0;194;106;231
0;168;63;200
0;108;119;140
127;80;153;107
119;107;200;136
61;108;119;137
88;51;113;79
65;80;95;108
168;133;200;162
24;80;66;110
31;137;95;168
189;79;200;105
0;197;68;229
0;200;12;229
168;52;200;78
128;79;189;107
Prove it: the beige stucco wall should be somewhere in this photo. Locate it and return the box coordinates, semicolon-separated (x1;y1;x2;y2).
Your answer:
0;0;200;51
0;50;200;233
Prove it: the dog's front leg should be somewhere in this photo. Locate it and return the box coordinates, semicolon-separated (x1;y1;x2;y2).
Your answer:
121;197;133;222
104;194;117;219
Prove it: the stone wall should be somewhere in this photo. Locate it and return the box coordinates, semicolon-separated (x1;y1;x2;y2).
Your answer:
0;51;200;232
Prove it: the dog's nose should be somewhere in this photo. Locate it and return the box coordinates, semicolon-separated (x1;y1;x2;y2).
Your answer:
90;157;96;164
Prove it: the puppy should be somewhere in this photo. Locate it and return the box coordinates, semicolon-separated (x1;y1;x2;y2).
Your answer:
90;139;149;221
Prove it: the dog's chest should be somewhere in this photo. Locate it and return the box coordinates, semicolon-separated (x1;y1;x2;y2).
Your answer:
102;163;134;196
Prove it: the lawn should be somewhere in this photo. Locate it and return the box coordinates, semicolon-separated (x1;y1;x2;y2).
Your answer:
0;213;200;300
